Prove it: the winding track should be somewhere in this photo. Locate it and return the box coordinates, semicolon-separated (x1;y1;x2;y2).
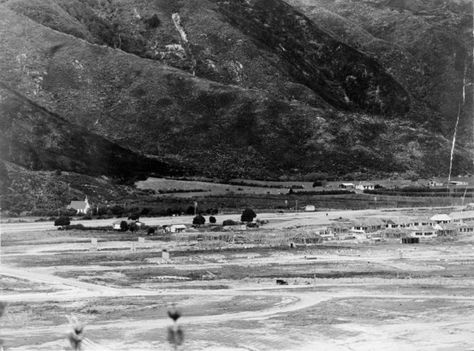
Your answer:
3;264;474;336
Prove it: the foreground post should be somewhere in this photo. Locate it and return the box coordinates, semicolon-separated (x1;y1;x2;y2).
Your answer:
0;302;6;351
167;304;184;350
67;317;84;351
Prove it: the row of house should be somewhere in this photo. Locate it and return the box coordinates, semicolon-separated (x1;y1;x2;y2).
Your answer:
320;209;474;241
429;180;469;187
339;183;375;191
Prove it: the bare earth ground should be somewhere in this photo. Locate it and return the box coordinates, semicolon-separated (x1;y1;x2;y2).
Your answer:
2;209;474;350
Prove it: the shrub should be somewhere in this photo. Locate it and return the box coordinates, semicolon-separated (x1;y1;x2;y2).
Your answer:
223;219;238;226
144;14;161;28
120;220;129;232
193;214;205;226
54;216;71;226
62;208;77;217
241;208;256;222
209;216;216;224
147;227;156;235
129;222;138;233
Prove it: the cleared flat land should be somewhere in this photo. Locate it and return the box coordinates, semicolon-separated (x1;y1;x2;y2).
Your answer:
2;211;474;350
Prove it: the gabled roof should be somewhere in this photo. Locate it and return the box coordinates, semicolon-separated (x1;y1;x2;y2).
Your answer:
351;217;385;227
430;214;451;221
67;201;88;210
410;225;436;231
437;223;459;230
448;210;474;220
384;217;413;225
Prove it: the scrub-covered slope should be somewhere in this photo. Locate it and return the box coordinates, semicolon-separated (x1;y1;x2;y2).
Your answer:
0;0;472;180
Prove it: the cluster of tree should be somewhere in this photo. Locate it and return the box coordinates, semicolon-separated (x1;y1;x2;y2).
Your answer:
91;205;219;219
192;215;217;226
118;221;139;232
191;208;256;227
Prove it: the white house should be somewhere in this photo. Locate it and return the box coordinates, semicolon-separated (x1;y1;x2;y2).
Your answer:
448;180;468;186
428;180;443;187
448;210;474;223
351;218;385;233
355;183;375;191
430;214;452;224
458;223;474;233
304;205;316;212
339;183;355;189
67;197;91;214
168;224;187;233
409;226;437;239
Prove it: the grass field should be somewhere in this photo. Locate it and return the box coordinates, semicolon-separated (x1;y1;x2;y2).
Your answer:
133;177;470;213
137;176;474;197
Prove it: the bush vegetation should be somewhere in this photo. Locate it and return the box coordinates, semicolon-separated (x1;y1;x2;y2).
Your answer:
241;208;256;222
54;216;71;226
192;214;206;226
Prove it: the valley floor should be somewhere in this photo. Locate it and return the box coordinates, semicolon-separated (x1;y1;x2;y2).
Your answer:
2;210;474;350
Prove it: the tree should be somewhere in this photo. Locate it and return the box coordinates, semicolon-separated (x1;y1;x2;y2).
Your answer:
129;222;138;233
193;214;205;226
223;219;238;226
120;220;129;232
241;208;256;222
209;216;216;224
54;216;71;226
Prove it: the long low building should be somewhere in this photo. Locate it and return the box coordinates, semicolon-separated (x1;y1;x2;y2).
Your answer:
448;210;474;223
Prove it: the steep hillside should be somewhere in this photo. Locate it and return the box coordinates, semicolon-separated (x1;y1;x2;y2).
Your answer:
0;161;140;214
0;82;175;178
286;0;473;137
0;0;472;181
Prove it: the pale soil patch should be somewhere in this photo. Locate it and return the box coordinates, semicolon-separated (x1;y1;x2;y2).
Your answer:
3;219;474;350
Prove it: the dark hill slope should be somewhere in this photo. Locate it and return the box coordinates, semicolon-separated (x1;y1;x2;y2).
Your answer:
0;1;472;178
4;0;410;114
0;83;173;178
287;0;473;138
214;0;410;114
